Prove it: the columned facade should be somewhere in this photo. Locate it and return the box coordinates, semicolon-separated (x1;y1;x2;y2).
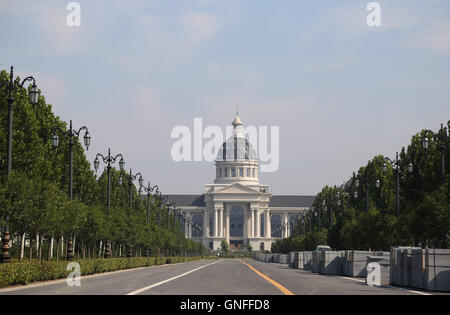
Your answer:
165;114;314;252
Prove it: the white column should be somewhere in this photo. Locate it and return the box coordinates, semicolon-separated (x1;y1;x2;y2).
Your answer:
214;208;218;238
203;209;208;238
283;213;288;238
250;209;254;238
250;209;255;238
265;209;271;238
226;210;230;242
243;212;248;239
256;210;260;238
219;208;223;238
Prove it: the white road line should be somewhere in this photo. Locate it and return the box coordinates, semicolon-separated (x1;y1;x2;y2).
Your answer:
385;286;432;296
340;276;365;283
339;276;432;295
126;259;223;295
0;259;202;293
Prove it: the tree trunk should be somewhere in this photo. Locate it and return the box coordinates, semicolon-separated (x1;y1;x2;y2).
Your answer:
82;240;85;259
56;237;59;261
99;240;103;258
73;235;76;258
19;233;25;262
29;235;33;262
38;234;43;262
49;236;54;260
61;234;64;257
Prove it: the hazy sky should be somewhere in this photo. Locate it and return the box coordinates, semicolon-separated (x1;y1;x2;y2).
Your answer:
1;0;449;195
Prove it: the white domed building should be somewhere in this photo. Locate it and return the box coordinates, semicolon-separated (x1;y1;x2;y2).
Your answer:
166;113;315;252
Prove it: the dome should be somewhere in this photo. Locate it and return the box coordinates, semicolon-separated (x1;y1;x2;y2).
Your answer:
217;136;257;161
216;113;257;161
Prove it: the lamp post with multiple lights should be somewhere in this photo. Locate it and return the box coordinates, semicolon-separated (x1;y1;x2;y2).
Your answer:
353;172;380;213
120;169;143;208
422;123;448;186
52;120;91;260
1;66;39;263
93;148;125;258
382;152;413;216
139;183;158;224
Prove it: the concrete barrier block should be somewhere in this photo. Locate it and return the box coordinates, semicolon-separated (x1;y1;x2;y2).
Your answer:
303;251;312;270
319;251;341;275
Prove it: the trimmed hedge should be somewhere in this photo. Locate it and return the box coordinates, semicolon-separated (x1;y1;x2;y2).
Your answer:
0;256;204;288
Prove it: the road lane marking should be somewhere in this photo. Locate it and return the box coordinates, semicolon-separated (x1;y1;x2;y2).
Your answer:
239;260;294;295
126;259;223;295
385;286;432;296
0;259;206;294
339;276;432;295
340;276;365;283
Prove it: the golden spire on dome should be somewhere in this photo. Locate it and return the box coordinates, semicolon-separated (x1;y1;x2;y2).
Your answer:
232;106;242;128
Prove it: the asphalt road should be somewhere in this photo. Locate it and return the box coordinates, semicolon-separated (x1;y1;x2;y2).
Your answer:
0;259;443;295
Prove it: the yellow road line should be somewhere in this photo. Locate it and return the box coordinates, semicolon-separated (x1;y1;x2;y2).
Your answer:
239;259;294;295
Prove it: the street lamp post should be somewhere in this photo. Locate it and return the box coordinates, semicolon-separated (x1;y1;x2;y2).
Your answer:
139;183;158;224
382;152;413;216
354;172;380;213
94;148;125;258
423;123;448;185
1;66;39;263
52;120;91;260
122;169;143;208
5;66;39;176
120;169;143;258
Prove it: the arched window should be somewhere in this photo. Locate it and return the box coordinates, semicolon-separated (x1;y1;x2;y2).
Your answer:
270;213;282;238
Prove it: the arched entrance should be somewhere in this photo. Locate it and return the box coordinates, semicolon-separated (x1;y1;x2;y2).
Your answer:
229;205;244;250
270;213;281;238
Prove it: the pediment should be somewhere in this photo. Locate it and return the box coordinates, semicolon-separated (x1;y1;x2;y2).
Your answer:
213;183;261;195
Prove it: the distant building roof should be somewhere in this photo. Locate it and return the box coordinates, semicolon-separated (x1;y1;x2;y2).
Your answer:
163;194;315;208
268;195;315;207
164;195;206;207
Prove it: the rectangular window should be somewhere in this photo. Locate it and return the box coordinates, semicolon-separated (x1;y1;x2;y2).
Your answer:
239;168;244;177
231;168;236;177
246;168;250;177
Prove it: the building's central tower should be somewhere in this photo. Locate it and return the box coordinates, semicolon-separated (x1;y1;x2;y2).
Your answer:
214;113;260;186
